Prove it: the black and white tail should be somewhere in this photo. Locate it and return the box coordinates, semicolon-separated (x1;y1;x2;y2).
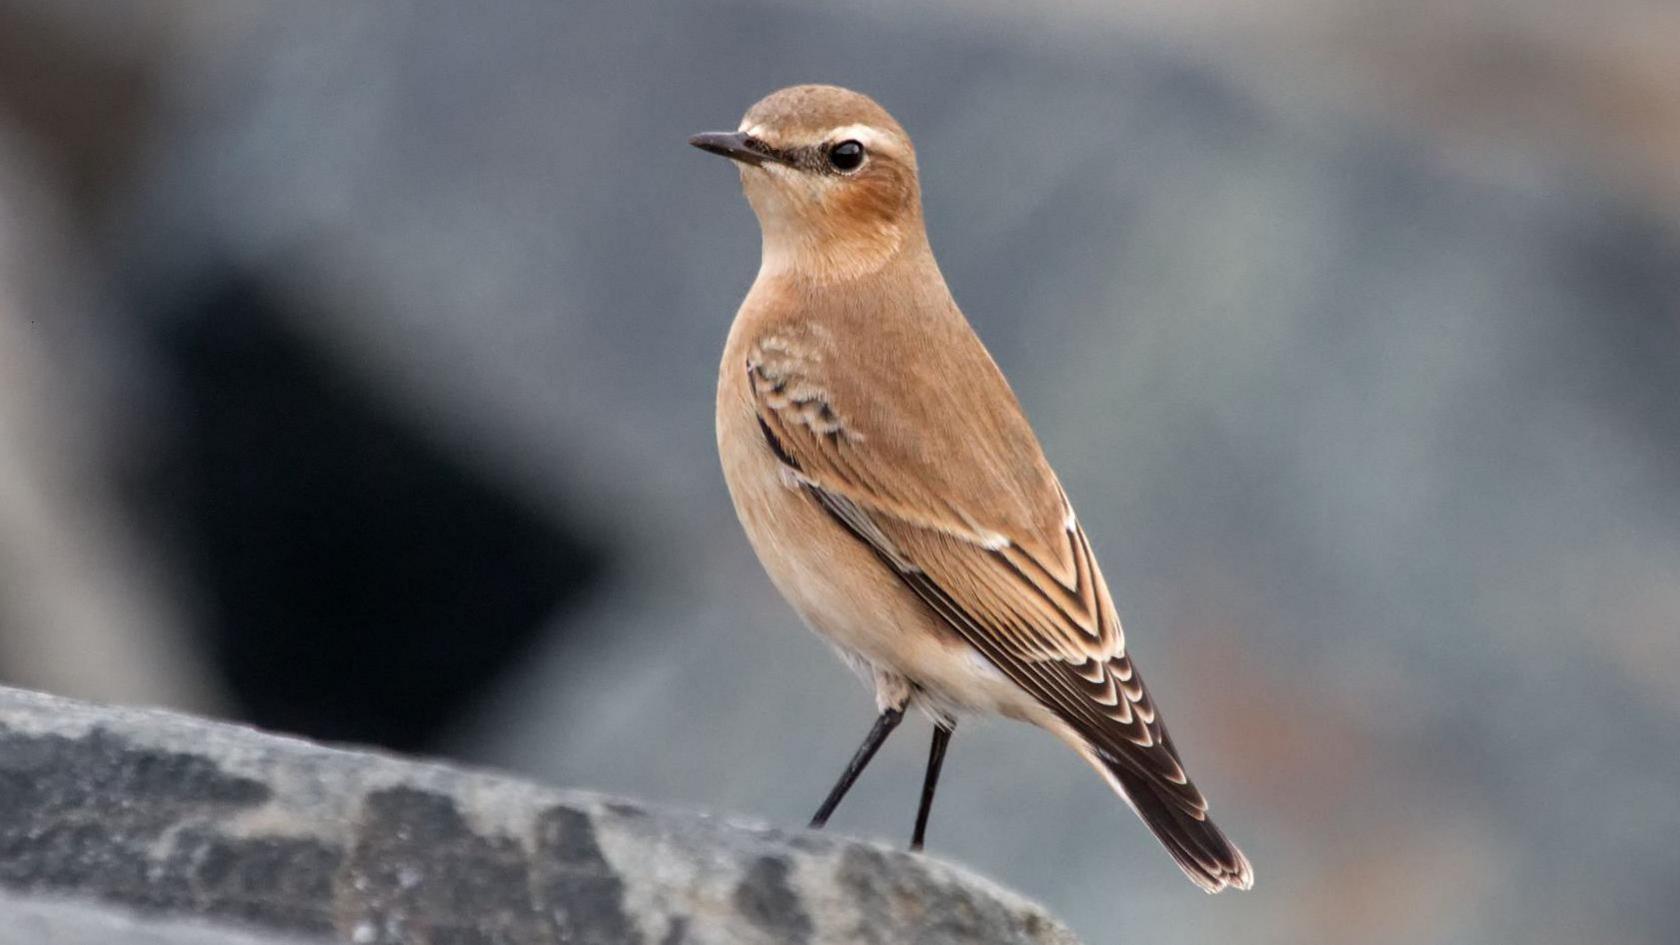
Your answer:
1086;747;1254;893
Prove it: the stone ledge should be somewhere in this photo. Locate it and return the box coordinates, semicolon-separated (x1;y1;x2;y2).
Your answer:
0;890;322;945
0;686;1078;945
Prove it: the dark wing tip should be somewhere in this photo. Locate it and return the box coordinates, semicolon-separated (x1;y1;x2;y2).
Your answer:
1105;755;1254;893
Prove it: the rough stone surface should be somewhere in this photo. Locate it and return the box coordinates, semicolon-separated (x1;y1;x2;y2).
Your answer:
0;686;1078;945
0;891;323;945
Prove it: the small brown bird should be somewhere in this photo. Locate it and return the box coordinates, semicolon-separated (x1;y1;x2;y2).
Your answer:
694;84;1253;892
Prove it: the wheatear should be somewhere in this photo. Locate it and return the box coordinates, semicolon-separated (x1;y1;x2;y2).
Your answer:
693;84;1253;892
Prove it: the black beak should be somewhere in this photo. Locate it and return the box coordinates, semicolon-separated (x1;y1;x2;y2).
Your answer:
688;131;782;167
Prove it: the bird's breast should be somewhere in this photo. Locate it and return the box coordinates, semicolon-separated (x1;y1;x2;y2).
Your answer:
714;318;1047;722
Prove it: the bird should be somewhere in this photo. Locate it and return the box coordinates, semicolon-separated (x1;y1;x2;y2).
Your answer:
692;84;1253;893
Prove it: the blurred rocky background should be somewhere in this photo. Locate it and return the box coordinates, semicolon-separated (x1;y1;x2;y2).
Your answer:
0;2;1676;943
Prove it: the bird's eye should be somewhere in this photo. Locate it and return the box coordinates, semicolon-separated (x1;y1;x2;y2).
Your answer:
827;140;866;172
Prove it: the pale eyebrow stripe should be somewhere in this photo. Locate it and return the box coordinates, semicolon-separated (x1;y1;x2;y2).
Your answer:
823;123;895;151
734;121;902;164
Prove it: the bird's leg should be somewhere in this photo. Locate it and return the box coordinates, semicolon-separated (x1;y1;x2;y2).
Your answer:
809;706;905;829
910;719;955;851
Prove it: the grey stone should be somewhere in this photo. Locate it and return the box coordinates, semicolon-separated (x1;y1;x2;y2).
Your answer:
0;890;326;945
0;685;1079;945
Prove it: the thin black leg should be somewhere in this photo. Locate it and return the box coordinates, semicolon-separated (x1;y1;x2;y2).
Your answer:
910;720;954;851
809;706;905;829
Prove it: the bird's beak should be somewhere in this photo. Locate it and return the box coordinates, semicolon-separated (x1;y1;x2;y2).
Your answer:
688;131;784;168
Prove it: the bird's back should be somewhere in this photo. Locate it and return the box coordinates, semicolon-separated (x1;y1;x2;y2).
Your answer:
722;252;1073;568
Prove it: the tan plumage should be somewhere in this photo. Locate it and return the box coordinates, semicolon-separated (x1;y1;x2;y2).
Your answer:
699;84;1253;892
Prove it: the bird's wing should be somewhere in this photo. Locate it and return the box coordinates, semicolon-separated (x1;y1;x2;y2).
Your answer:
745;332;1207;816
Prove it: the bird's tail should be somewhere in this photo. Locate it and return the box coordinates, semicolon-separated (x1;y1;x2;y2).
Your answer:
1083;747;1254;893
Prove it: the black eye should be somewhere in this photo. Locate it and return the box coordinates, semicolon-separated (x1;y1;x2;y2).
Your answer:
827;139;865;172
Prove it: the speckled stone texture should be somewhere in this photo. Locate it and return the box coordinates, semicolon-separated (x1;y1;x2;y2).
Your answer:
0;686;1079;945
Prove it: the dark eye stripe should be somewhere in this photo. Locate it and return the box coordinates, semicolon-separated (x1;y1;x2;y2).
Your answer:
769;142;871;175
787;145;828;171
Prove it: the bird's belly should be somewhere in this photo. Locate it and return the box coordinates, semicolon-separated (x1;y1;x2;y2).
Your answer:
716;391;1044;721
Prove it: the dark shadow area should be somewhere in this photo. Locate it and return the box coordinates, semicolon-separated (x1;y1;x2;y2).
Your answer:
142;271;606;751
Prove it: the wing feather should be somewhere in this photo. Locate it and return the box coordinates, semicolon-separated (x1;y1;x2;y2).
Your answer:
746;347;1209;816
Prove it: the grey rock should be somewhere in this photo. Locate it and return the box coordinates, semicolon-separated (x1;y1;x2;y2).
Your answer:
0;890;325;945
0;685;1079;945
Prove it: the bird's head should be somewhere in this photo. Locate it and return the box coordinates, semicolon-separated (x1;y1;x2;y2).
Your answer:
690;84;924;282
